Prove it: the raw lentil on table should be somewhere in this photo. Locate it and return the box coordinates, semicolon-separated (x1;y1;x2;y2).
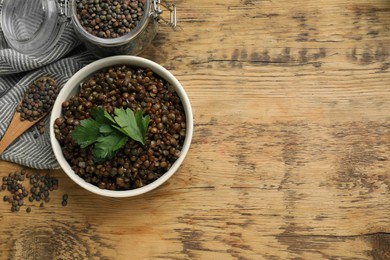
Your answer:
1;169;62;213
62;194;68;206
75;0;145;38
54;65;186;191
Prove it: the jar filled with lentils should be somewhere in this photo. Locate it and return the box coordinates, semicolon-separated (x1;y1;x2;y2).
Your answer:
53;65;187;190
1;0;176;57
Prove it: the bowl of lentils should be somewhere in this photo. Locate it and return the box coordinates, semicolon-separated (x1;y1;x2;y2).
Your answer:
50;56;193;197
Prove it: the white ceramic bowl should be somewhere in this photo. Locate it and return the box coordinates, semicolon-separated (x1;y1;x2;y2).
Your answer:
50;56;193;197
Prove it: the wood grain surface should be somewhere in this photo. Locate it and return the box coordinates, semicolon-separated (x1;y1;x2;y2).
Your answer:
1;0;390;259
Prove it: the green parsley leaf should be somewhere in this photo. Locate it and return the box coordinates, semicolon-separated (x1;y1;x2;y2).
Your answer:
94;132;128;161
90;107;116;134
71;118;100;148
113;108;150;145
70;107;150;162
91;107;115;124
99;124;114;134
136;109;150;140
104;110;116;124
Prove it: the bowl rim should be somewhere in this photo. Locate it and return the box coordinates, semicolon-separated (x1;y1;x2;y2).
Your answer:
50;55;193;197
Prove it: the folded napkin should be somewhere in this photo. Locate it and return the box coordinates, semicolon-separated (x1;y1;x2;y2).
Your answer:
0;7;97;169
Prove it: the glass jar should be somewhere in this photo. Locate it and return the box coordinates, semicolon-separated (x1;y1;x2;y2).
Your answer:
0;0;176;57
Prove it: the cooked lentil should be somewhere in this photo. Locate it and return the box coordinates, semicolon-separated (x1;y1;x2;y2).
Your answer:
54;65;186;190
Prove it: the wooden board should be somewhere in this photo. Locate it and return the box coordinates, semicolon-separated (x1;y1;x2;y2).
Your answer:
0;0;389;259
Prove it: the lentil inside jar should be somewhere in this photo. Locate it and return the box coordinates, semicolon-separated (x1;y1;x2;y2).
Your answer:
75;0;146;39
54;65;186;190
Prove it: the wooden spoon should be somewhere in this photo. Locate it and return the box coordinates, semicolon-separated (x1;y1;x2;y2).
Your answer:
0;77;58;154
0;111;48;154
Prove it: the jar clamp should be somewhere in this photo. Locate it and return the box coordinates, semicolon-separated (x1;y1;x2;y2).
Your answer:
153;0;177;28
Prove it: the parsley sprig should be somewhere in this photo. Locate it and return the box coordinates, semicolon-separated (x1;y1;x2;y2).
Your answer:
71;107;150;161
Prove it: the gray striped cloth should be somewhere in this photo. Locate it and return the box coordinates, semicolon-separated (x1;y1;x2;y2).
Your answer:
0;5;97;169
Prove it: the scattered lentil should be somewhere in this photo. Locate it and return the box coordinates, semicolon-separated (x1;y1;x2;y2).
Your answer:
28;172;59;204
61;193;69;207
37;120;46;135
75;0;145;39
54;65;186;191
1;169;61;213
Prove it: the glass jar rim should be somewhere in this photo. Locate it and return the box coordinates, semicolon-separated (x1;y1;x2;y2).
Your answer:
1;0;66;56
71;0;152;47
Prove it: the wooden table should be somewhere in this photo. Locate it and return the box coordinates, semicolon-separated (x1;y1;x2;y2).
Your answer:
1;0;390;259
